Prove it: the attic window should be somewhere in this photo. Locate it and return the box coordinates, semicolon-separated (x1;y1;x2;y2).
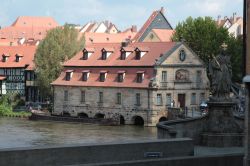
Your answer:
101;48;113;60
135;50;141;60
82;48;94;60
136;71;145;83
120;51;126;60
117;71;125;82
102;51;107;60
83;51;88;60
65;70;74;81
99;71;107;82
82;70;90;81
15;54;23;62
2;54;9;62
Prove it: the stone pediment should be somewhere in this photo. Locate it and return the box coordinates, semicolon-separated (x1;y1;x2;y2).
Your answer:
156;42;204;67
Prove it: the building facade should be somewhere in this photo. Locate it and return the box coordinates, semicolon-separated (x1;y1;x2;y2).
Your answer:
52;42;209;126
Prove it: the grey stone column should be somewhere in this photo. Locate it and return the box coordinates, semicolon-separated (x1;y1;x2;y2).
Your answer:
244;76;250;166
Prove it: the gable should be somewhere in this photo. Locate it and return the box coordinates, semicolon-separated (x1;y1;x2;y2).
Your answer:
159;43;204;66
95;23;107;33
137;11;173;42
143;31;161;42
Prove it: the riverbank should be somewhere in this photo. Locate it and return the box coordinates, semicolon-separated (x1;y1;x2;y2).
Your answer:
0;111;31;118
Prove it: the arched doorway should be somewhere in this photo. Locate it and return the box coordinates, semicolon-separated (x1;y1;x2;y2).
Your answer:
120;115;125;125
133;116;144;126
78;112;88;118
94;113;105;119
62;111;70;117
159;116;168;122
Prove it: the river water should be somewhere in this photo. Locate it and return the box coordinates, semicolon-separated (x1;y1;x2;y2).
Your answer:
0;117;157;149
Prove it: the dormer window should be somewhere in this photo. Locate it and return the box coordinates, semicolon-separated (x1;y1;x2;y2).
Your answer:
135;47;149;60
136;71;144;83
83;51;88;60
102;51;107;60
99;71;107;82
135;50;141;60
82;48;94;60
15;54;23;62
2;54;9;62
120;51;126;60
82;70;90;81
101;48;114;60
117;71;125;82
65;70;73;81
120;47;133;60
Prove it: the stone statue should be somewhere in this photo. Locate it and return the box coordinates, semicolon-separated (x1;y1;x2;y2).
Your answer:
209;43;232;101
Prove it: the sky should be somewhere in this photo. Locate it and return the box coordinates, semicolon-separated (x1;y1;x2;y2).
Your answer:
0;0;243;30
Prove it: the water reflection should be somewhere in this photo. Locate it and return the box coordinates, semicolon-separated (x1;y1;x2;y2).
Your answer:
0;117;157;149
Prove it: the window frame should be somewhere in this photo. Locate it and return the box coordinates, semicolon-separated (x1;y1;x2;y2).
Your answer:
162;71;167;82
117;92;122;105
191;93;197;105
135;93;141;106
156;94;163;106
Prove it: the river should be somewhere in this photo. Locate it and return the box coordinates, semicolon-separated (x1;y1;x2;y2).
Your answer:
0;117;157;149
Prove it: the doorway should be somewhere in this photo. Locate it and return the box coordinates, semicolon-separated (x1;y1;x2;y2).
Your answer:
178;94;186;108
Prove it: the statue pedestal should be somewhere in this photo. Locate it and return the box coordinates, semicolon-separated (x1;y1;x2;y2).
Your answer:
201;101;243;147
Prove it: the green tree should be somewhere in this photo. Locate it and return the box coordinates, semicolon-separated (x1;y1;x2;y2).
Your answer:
172;16;243;82
34;24;84;99
172;16;229;66
227;35;243;82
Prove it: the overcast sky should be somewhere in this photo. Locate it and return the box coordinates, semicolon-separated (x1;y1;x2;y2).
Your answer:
0;0;243;30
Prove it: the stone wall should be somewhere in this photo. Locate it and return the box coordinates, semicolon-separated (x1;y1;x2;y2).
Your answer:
0;139;193;166
53;86;168;126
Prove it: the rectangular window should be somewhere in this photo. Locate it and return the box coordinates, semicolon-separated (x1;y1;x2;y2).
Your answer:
102;51;107;60
66;72;71;81
196;71;202;83
136;73;143;83
99;92;103;103
135;51;141;60
157;94;163;105
64;90;68;101
81;91;85;103
200;93;205;103
135;93;141;106
100;73;105;82
82;72;88;81
162;71;167;82
117;73;124;82
120;51;126;60
166;93;172;106
83;52;88;60
117;93;121;105
191;93;196;105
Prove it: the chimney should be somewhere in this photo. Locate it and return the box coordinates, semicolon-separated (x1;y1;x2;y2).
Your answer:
160;7;165;14
233;12;237;23
131;25;137;32
217;15;221;25
224;16;227;20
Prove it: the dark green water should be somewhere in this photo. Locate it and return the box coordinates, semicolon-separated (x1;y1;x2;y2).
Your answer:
0;117;157;149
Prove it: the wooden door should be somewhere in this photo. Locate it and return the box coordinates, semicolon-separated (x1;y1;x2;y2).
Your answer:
178;94;186;108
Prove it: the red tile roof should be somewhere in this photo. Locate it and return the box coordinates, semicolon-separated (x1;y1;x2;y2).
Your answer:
0;16;59;43
64;42;176;67
51;67;154;89
0;45;36;68
0;26;53;41
84;31;136;45
151;29;175;42
11;16;58;28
